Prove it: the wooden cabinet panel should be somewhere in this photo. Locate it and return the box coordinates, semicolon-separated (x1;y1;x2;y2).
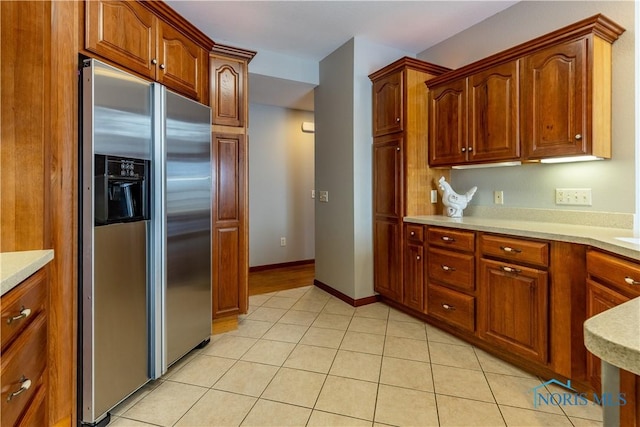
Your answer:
85;0;156;79
1;270;47;349
213;227;241;316
1;314;47;427
468;61;520;162
157;20;202;101
212;133;247;318
429;79;467;166
372;71;403;136
211;57;245;127
404;242;424;312
214;135;242;222
427;227;475;253
373;135;403;219
374;219;402;301
427;247;475;292
480;234;549;268
426;283;475;332
587;250;640;298
521;39;587;159
478;258;548;363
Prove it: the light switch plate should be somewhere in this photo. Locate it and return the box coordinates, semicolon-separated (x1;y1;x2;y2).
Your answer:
555;188;592;206
319;191;329;203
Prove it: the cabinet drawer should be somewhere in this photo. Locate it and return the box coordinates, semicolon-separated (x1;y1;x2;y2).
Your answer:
587;250;640;298
428;247;475;291
1;269;47;350
480;234;549;268
426;283;475;332
1;314;47;427
428;227;475;252
405;225;424;243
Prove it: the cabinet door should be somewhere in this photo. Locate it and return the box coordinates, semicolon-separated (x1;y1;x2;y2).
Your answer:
478;259;548;363
372;72;403;137
211;56;245;127
374;219;403;302
212;134;247;317
85;0;156;80
429;79;467;166
157;20;204;102
404;242;424;312
468;61;520;162
373;135;403;219
586;278;640;427
521;39;587;159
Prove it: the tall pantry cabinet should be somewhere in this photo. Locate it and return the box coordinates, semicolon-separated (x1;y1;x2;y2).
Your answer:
369;57;450;305
210;44;256;320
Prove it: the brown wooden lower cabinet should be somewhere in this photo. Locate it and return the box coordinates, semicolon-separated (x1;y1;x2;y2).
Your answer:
586;249;640;426
403;234;424;312
211;133;247;318
374;219;402;301
478;258;548;364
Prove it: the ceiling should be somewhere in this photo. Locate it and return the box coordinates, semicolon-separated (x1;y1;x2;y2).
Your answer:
167;1;519;111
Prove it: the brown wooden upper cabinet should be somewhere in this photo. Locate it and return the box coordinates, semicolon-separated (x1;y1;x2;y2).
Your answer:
426;14;624;167
372;72;403;137
210;55;246;127
84;0;212;104
429;61;519;167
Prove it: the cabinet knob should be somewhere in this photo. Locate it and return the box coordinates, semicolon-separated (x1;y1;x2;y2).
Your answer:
500;265;522;274
442;303;456;311
624;276;640;286
6;307;31;324
396;117;400;123
151;58;158;65
467;147;473;152
410;231;415;236
160;63;166;70
416;255;421;260
461;147;466;152
500;246;522;254
396;147;400;152
575;134;582;140
7;376;31;402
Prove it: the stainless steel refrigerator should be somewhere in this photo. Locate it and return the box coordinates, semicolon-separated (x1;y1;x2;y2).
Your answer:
80;59;212;425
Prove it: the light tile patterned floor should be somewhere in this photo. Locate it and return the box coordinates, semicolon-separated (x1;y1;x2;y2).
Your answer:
109;286;603;426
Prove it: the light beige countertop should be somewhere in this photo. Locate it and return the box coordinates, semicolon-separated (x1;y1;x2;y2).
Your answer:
1;250;54;297
404;215;640;260
584;296;640;376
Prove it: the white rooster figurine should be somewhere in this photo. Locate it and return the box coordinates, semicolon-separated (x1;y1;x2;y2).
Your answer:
437;176;477;218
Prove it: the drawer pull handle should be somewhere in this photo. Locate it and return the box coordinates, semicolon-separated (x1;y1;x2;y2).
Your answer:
7;376;31;402
7;307;31;324
442;303;456;311
501;266;522;274
441;236;456;242
500;246;522;254
624;277;640;286
441;265;456;272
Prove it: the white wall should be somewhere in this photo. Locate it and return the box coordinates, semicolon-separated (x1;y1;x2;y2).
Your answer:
314;37;413;299
418;1;636;215
248;103;315;267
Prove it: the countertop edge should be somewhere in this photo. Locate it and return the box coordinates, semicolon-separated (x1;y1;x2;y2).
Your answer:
404;215;640;260
1;250;55;297
583;297;640;376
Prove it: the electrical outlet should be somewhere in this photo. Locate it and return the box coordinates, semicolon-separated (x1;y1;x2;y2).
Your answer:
494;190;504;205
319;191;329;203
311;190;315;199
430;189;438;203
280;237;286;247
555;188;592;206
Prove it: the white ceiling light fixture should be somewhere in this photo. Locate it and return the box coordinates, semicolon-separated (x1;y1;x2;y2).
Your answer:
540;155;605;164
